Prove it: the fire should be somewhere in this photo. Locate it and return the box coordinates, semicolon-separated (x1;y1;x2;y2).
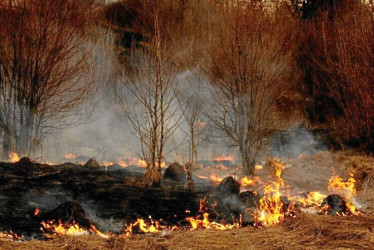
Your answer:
328;171;356;200
8;152;20;163
0;231;23;240
209;173;223;184
41;220;108;238
255;165;263;170
41;220;88;236
196;174;208;180
254;182;285;226
186;212;240;231
253;160;292;226
298;192;327;208
240;176;260;186
326;171;360;215
64;153;77;159
117;157;166;169
34;208;40;216
124;216;178;236
214;155;234;162
102;161;114;167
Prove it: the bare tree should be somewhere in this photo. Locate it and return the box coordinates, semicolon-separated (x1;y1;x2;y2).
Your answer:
0;0;96;158
304;0;374;149
112;0;181;185
202;1;297;175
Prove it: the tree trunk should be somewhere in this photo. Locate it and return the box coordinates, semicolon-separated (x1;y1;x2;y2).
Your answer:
240;143;255;176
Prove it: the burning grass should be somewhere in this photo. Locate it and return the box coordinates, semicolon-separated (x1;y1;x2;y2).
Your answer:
2;213;374;249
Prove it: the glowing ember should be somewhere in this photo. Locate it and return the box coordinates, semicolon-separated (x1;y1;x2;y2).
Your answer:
8;152;20;163
64;153;77;159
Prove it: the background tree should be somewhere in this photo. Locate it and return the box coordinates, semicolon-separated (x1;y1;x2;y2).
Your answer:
112;0;182;185
0;0;96;158
297;0;374;150
202;1;298;175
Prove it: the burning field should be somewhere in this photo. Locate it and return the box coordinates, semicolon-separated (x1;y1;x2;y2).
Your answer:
1;151;374;249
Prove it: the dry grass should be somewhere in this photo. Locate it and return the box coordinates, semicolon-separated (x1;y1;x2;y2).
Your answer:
2;212;374;249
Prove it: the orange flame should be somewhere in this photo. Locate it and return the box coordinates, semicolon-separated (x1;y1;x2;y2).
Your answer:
117;157;166;169
64;153;77;159
297;192;327;208
209;173;223;184
255;165;263;170
186;213;241;231
214;155;234;162
41;220;108;238
328;171;356;200
34;208;40;216
253;161;291;226
240;176;260;186
9;152;20;163
326;171;360;215
0;231;23;240
102;161;114;167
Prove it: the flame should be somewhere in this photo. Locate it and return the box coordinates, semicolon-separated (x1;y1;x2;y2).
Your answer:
209;173;223;184
64;153;77;159
328;171;356;200
34;208;40;216
102;161;114;167
41;220;88;236
41;220;108;238
326;171;360;215
117;157;166;169
214;155;234;162
0;231;23;240
253;160;293;226
240;176;260;186
254;182;285;226
124;216;179;236
255;165;263;170
196;174;208;180
186;213;240;231
9;152;20;163
298;192;327;208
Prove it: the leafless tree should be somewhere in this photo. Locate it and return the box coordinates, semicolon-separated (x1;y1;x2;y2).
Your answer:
202;1;297;175
0;0;96;158
112;0;182;185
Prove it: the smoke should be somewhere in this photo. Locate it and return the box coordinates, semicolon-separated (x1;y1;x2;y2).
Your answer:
269;126;327;159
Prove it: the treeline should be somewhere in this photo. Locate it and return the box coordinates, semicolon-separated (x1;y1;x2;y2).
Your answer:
0;0;373;184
